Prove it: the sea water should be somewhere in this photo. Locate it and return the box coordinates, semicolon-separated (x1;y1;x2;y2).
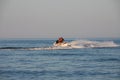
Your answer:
0;38;120;80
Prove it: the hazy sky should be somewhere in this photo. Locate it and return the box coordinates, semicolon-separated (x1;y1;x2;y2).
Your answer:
0;0;120;38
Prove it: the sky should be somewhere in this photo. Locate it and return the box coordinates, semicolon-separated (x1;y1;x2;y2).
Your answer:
0;0;120;38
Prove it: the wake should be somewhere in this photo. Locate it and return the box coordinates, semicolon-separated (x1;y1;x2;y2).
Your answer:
68;40;119;48
0;40;119;50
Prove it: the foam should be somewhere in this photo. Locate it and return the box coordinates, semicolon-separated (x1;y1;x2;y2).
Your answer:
28;40;119;50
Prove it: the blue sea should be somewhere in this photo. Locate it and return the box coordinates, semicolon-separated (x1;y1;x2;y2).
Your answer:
0;38;120;80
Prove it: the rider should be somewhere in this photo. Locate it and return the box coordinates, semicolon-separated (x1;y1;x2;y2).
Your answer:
55;37;65;44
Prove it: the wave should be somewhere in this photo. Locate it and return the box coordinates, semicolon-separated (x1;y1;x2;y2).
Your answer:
0;40;119;50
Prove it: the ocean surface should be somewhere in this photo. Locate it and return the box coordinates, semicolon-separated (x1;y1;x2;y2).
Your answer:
0;38;120;80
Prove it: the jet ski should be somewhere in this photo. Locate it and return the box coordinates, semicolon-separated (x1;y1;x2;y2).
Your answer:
53;42;71;47
53;37;71;47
